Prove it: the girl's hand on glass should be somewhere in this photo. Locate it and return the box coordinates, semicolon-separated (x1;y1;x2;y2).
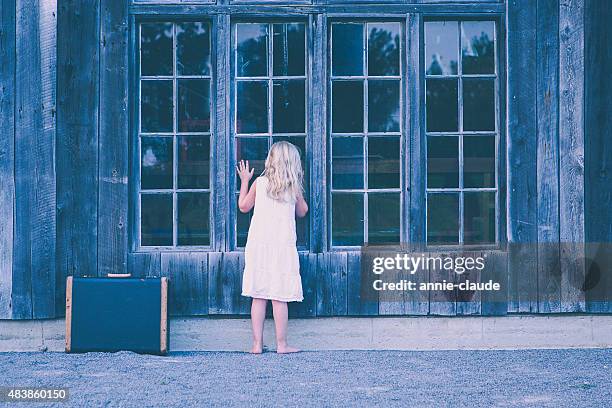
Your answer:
236;160;254;183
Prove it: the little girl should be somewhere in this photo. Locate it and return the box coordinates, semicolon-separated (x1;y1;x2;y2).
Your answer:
236;141;308;354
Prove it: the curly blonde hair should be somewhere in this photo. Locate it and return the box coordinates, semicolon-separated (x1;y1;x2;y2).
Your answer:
263;141;304;202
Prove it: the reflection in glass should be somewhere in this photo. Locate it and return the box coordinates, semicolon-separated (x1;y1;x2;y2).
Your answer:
464;136;495;188
141;23;173;76
237;205;252;247
178;136;210;189
141;80;173;132
368;23;400;76
177;22;211;76
235;137;268;190
332;137;364;189
368;137;400;189
425;21;458;76
332;193;364;246
462;21;495;75
332;81;364;133
332;24;364;76
273;23;306;77
141;194;173;246
237;81;268;133
273;80;306;133
141;137;173;190
427;136;459;188
427;193;459;244
178;192;210;246
237;24;268;77
368;193;400;244
463;79;495;131
368;80;400;132
178;79;210;132
464;192;495;244
426;79;458;132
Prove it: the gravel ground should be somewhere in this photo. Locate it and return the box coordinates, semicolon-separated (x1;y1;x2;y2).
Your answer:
1;349;611;407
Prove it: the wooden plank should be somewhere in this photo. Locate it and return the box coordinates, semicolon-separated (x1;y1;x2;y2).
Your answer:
316;252;348;316
347;251;378;316
0;0;16;319
128;252;161;278
161;252;208;316
558;0;586;312
404;250;429;315
506;0;538;313
98;0;129;276
481;251;508;315
290;253;317;317
455;251;482;316
208;252;248;314
428;252;456;316
536;0;561;313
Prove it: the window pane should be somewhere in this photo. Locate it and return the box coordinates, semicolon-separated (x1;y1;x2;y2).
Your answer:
463;78;495;131
236;137;268;190
425;21;458;76
141;23;173;76
462;21;495;75
237;24;268;77
427;193;459;244
427;136;459;188
141;194;173;246
368;193;400;244
332;137;364;189
464;192;495;244
141;80;173;133
273;23;305;77
332;193;364;246
464;135;495;188
332;23;364;76
178;79;210;132
368;136;400;189
368;80;400;132
178;192;210;246
273;80;305;133
141;137;173;190
237;81;268;133
368;23;400;76
178;136;210;189
332;81;364;133
426;79;458;132
177;22;211;76
237;205;252;247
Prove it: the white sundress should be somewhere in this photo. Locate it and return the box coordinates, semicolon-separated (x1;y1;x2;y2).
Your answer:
241;176;303;302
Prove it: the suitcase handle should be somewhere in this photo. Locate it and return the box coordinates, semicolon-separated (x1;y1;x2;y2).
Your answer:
107;273;132;278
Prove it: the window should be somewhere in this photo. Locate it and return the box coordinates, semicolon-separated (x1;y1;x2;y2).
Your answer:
425;20;498;245
329;21;402;246
138;22;212;247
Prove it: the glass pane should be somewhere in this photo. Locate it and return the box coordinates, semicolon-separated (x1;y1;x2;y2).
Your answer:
178;79;210;132
462;21;495;75
332;193;364;246
141;23;173;76
178;192;210;246
141;80;173;133
425;21;459;76
427;136;459;188
273;80;305;133
332;137;364;189
368;137;400;189
368;80;400;132
237;24;268;77
237;81;268;134
332;81;364;133
177;22;211;76
368;193;400;244
332;23;364;76
236;137;268;190
426;79;458;132
368;22;400;76
463;79;495;131
464;135;495;188
273;23;305;77
427;193;459;244
237;204;252;247
464;192;496;244
141;137;173;190
178;136;210;189
141;194;173;246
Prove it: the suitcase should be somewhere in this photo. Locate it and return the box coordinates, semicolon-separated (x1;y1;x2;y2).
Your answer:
65;274;168;355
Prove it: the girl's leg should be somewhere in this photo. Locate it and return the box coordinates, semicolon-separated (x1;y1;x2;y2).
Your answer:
271;300;299;353
250;298;267;354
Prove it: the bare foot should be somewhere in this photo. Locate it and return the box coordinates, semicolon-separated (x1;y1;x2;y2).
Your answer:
276;345;300;354
250;342;263;354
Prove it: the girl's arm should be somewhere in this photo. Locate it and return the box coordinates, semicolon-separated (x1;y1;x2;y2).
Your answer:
295;193;308;218
237;160;256;213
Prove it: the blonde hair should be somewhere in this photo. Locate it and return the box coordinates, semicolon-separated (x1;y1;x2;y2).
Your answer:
263;141;304;202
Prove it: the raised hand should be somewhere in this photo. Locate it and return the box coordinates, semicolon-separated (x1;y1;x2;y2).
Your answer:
236;160;254;184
